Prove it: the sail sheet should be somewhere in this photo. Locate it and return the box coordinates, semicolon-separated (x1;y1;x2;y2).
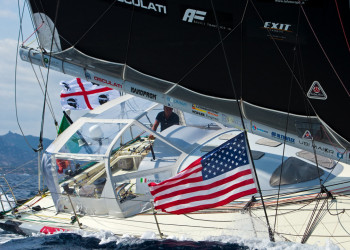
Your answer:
24;0;350;162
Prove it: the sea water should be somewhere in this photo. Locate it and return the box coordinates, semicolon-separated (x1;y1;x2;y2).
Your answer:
0;173;339;249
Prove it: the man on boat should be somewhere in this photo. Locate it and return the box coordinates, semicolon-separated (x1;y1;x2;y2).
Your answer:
151;106;179;132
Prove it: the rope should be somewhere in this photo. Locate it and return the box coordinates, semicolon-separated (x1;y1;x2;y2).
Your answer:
176;0;249;85
210;0;275;242
14;0;37;152
38;0;61;150
73;1;118;47
22;21;44;45
301;192;329;244
273;14;301;232
1;158;36;175
299;1;350;98
333;0;350;53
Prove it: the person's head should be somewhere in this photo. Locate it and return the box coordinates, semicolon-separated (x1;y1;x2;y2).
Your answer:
163;106;173;117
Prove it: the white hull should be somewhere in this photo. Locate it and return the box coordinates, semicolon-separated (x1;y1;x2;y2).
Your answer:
1;96;349;249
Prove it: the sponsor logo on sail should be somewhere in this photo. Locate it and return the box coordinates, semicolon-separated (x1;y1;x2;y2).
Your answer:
307;81;327;100
140;178;162;183
182;7;232;31
274;0;308;4
192;110;205;117
252;125;268;133
271;131;295;143
166;97;187;107
302;130;313;140
264;22;292;32
337;152;344;159
183;9;207;23
192;104;219;121
298;140;334;154
117;0;167;14
131;87;157;100
94;76;122;89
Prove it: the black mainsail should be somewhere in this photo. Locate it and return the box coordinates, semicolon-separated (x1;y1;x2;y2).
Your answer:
20;0;350;163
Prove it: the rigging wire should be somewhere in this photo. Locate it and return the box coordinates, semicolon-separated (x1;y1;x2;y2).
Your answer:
1;158;36;175
247;0;347;241
28;61;59;126
273;10;302;231
14;1;59;153
298;1;350;98
210;0;275;242
25;1;59;129
73;1;118;47
37;0;61;150
14;0;37;151
176;1;249;86
336;201;350;236
248;0;346;144
333;0;350;53
272;79;292;232
123;2;135;74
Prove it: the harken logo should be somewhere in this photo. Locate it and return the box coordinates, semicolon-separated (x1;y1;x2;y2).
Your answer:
307;81;327;100
182;9;206;23
302;130;313;140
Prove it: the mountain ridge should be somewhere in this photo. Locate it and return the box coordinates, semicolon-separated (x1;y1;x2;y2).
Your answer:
0;131;53;174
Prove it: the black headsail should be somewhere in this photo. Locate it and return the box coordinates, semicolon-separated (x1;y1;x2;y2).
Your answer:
21;0;350;163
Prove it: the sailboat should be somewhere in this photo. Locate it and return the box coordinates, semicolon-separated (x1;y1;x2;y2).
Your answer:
1;0;349;248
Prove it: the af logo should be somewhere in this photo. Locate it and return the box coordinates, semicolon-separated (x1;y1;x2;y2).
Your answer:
182;9;206;23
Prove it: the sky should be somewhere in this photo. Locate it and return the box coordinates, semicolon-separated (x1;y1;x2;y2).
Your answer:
0;0;86;140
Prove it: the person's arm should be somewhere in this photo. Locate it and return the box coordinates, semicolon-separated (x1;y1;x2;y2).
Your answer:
151;120;160;131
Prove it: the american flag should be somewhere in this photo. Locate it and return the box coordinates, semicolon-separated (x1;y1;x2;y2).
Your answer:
148;132;257;214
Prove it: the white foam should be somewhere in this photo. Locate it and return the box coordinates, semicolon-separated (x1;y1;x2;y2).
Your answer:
0;227;340;249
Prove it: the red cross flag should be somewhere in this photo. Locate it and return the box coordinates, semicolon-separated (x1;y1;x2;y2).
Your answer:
60;78;120;110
